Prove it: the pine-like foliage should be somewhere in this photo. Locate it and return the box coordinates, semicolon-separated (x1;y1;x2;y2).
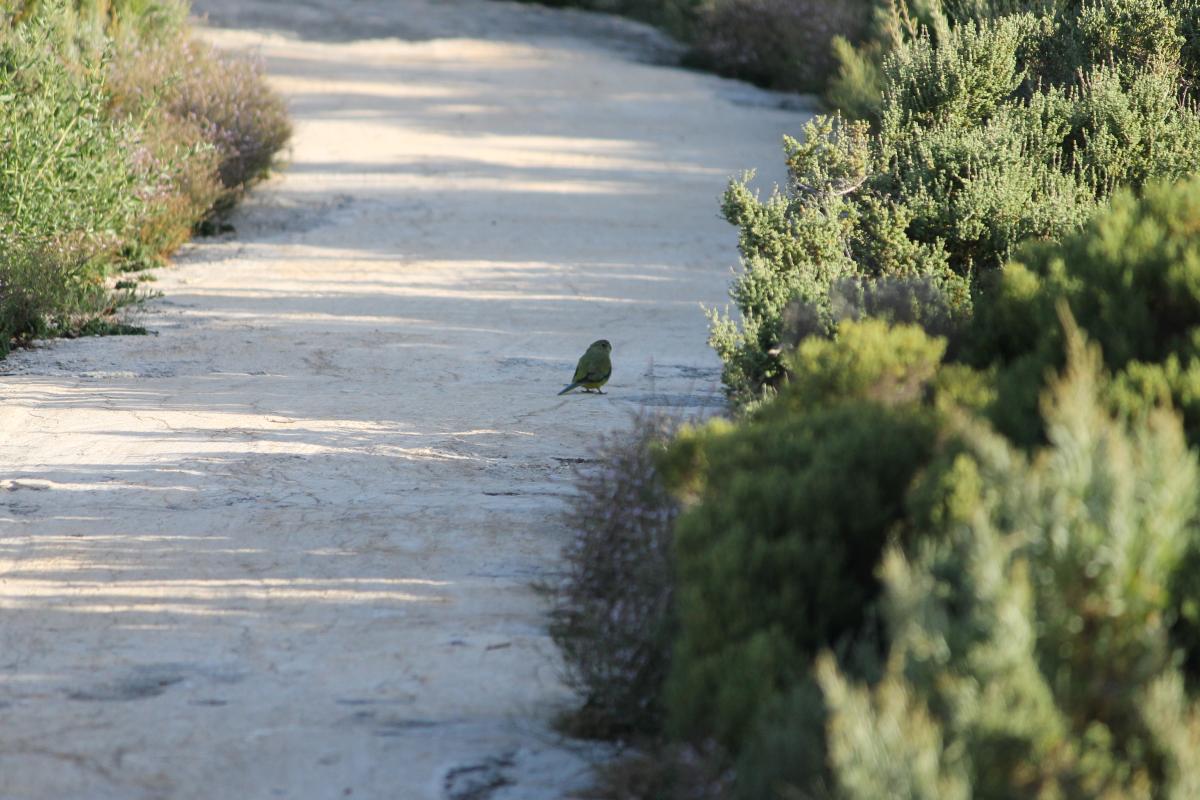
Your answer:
819;324;1200;799
713;0;1200;404
968;176;1200;447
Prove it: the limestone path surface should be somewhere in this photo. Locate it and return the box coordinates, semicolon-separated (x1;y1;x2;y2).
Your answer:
0;2;810;797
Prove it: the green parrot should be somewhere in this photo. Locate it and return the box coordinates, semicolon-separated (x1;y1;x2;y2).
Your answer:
558;339;612;395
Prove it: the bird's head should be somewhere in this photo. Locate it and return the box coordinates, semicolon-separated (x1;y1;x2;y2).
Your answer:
590;339;612;352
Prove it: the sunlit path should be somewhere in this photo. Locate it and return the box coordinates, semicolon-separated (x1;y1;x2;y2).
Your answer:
0;2;809;796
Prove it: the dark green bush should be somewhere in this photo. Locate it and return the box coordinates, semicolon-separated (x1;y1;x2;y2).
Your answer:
662;320;960;752
549;416;680;739
660;317;1200;799
958;178;1200;682
967;176;1200;446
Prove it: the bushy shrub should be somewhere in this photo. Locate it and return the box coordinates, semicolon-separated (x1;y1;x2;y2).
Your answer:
549;416;680;738
0;10;143;347
967;176;1200;446
829;0;1199;120
959;178;1200;677
817;326;1200;799
0;240;114;346
0;15;141;251
659;319;1200;798
825;33;884;123
657;183;1200;798
662;320;962;752
714;0;1200;403
0;0;289;352
108;24;291;209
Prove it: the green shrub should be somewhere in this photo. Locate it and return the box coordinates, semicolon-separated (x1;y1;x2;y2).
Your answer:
817;325;1200;799
0;16;140;251
0;240;111;347
663;320;960;751
967;177;1200;446
829;0;1199;120
1072;0;1184;76
958;178;1200;678
880;13;1033;129
549;416;680;738
825;34;884;123
0;0;289;352
0;10;143;348
698;185;1200;796
708;117;865;404
715;1;1200;403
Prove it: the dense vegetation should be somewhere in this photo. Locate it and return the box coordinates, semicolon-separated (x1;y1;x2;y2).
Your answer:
713;0;1200;402
550;1;1200;797
508;0;874;92
0;0;289;355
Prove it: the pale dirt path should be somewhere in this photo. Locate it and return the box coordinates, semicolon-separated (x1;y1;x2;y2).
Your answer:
0;2;809;797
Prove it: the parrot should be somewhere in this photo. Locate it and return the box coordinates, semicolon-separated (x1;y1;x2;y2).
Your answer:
558;339;612;395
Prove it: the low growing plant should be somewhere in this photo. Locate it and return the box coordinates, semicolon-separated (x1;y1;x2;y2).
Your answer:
549;415;680;738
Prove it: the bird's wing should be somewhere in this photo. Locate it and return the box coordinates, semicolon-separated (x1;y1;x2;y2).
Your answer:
577;354;611;383
588;363;612;383
572;355;595;383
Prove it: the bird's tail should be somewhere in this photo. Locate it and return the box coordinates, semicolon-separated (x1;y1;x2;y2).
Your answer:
558;382;581;396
